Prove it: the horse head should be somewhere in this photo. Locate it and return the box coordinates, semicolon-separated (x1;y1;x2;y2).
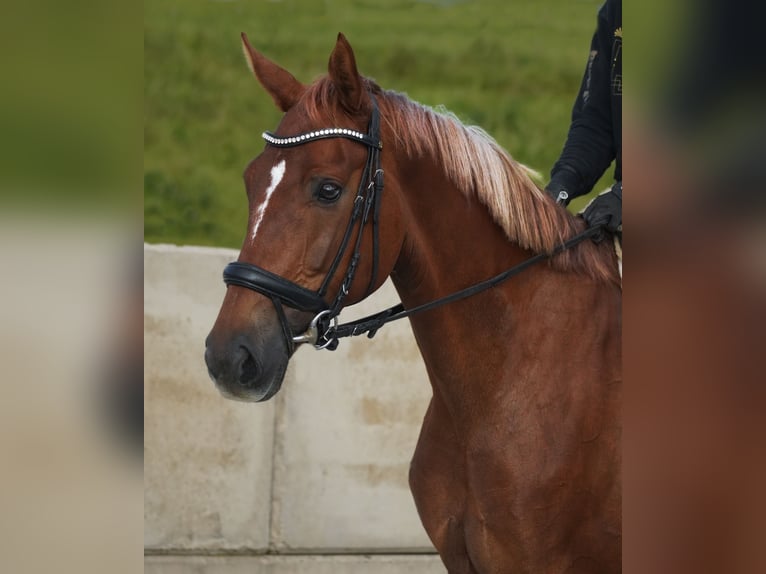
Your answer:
205;34;405;402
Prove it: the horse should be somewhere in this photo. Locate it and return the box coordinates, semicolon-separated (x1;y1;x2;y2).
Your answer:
205;33;621;574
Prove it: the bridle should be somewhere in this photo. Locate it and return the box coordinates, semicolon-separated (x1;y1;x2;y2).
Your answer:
223;95;385;353
223;94;602;353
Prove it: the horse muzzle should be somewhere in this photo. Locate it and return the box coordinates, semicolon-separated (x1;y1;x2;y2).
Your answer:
204;329;288;402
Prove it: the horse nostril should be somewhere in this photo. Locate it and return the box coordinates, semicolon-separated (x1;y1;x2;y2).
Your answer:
237;345;259;387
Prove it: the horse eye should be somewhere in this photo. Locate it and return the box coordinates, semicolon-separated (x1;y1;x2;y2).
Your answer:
316;181;343;203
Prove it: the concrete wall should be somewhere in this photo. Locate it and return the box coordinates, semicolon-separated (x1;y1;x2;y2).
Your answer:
144;244;444;572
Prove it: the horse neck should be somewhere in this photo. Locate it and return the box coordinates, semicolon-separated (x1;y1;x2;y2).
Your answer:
385;150;621;426
388;151;523;306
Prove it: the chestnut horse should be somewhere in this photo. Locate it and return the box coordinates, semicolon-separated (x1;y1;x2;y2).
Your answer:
205;33;621;574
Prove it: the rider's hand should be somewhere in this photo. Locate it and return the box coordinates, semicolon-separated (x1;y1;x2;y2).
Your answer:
582;181;622;232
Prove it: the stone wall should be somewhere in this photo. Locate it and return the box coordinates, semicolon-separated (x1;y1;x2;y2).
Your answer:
144;244;444;572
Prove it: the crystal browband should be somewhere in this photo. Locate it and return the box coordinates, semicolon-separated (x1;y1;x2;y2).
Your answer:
262;128;382;150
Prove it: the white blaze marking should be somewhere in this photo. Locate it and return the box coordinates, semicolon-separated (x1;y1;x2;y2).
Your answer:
251;159;286;242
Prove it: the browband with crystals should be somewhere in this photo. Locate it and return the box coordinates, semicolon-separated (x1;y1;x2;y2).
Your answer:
263;127;382;150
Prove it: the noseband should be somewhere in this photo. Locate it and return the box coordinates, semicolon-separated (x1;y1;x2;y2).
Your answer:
223;96;385;353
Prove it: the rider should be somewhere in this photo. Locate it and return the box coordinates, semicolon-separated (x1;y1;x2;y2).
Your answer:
545;0;622;235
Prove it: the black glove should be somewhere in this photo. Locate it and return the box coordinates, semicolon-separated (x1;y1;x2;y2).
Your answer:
582;181;622;232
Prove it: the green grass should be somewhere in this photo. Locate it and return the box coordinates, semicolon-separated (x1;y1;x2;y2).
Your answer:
145;0;612;247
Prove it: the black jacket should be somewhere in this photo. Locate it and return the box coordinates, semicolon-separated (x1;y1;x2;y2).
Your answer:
549;0;622;200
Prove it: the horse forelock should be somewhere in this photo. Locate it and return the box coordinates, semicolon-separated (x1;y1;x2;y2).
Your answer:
300;76;618;285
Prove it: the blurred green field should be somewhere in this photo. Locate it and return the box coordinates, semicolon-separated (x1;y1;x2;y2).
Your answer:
145;0;613;247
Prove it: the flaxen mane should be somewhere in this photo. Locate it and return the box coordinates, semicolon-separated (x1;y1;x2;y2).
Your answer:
303;77;618;284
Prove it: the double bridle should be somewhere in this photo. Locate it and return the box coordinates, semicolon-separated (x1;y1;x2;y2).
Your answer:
223;94;602;353
223;96;385;353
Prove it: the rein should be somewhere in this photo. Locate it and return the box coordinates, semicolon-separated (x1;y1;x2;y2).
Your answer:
223;95;602;352
325;225;602;346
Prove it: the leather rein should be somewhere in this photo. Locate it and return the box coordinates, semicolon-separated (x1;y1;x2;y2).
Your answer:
223;95;601;352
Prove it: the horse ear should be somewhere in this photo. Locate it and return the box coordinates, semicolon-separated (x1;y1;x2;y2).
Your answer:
328;33;369;114
241;33;306;112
